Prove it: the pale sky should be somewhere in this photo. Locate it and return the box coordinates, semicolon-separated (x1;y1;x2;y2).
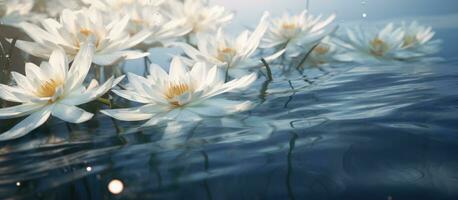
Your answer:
212;0;458;30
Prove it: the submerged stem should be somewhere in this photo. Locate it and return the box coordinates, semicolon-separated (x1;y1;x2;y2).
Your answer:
261;58;273;81
295;43;320;70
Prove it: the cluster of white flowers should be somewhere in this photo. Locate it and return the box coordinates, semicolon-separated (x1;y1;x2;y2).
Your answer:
0;0;441;141
335;22;441;63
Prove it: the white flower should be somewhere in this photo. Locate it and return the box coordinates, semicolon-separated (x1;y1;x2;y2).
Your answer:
302;36;352;68
110;1;191;48
82;0;163;11
336;22;440;63
13;7;151;66
163;0;234;39
172;12;284;78
0;43;123;141
0;0;44;26
101;57;257;127
261;10;336;58
397;21;441;59
38;0;85;17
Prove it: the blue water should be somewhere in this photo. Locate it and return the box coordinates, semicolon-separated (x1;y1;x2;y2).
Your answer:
1;1;458;200
1;53;458;199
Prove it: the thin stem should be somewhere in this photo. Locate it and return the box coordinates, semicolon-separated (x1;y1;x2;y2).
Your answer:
295;43;320;70
306;0;310;10
284;80;296;108
261;58;273;81
98;65;105;83
224;65;230;82
286;132;298;200
143;56;150;76
258;78;272;104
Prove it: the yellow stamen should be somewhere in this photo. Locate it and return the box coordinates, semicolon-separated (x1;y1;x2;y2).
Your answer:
35;79;63;102
370;37;389;57
313;44;330;55
282;23;296;30
79;28;93;37
402;35;417;48
131;18;144;25
164;83;191;108
216;47;236;62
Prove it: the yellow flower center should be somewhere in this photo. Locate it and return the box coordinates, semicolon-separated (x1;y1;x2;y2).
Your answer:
370;37;389;57
313;44;330;55
216;47;236;62
79;28;93;37
35;79;63;102
164;83;191;108
131;18;144;25
402;35;417;48
282;23;296;30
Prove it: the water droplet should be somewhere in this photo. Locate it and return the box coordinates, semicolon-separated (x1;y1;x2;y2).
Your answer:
108;179;124;195
86;166;92;172
16;182;21;186
362;13;367;18
361;0;367;5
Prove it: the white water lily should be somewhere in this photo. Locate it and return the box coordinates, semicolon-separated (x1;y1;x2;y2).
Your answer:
302;36;352;68
261;10;336;58
0;43;123;141
101;57;257;127
0;0;44;26
13;7;151;66
396;21;441;59
336;22;440;63
112;1;191;48
82;0;163;11
172;12;284;78
36;0;85;17
163;0;234;41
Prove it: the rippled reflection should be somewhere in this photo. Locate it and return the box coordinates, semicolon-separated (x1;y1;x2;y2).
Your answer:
1;56;458;199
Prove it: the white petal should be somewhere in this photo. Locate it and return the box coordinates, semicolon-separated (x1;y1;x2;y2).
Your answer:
61;76;115;106
188;98;253;117
148;64;168;83
51;103;94;123
66;41;95;92
112;89;151;104
169;57;188;81
175;109;202;122
101;104;160;121
11;72;35;92
49;49;69;80
0;103;45;119
14;40;51;59
0;106;52;141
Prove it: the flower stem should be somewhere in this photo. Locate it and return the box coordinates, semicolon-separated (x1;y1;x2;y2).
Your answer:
261;58;273;81
98;65;105;83
295;43;320;70
143;56;151;76
224;65;230;82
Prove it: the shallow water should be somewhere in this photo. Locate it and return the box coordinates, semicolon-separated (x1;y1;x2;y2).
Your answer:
2;1;458;200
